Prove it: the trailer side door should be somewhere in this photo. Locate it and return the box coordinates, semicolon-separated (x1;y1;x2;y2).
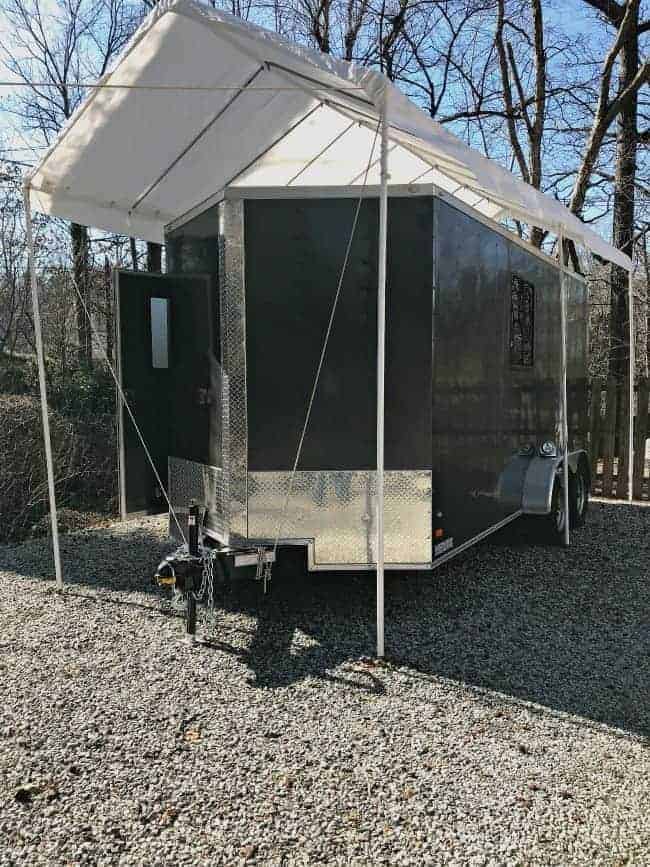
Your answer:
115;270;213;517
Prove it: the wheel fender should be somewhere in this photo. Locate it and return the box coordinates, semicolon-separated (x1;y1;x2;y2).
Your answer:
522;450;589;515
496;454;533;509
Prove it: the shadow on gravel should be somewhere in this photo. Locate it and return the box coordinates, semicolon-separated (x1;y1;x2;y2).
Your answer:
0;522;170;602
1;505;648;736
215;503;650;738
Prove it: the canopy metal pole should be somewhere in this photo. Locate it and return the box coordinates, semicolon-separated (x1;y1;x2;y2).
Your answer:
628;265;635;503
23;183;63;590
376;90;389;659
559;232;570;547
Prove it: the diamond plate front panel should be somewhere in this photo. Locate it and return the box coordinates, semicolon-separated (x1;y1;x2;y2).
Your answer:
218;199;248;541
247;470;432;567
168;457;228;544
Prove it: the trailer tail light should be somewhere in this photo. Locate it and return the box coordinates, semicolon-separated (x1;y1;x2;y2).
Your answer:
434;528;444;540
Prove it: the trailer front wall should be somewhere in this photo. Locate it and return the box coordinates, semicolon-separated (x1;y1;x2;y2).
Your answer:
239;195;434;567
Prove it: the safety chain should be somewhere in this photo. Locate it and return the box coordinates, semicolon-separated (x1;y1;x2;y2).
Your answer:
197;548;217;632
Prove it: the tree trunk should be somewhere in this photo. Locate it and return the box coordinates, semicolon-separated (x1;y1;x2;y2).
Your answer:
607;6;639;496
641;239;650;377
608;6;638;384
147;241;162;273
129;237;139;271
70;222;91;365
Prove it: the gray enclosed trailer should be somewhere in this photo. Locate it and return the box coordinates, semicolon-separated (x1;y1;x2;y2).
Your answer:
116;185;590;571
22;0;632;652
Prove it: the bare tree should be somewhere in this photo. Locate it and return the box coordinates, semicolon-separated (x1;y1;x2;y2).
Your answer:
0;165;27;354
568;1;649;385
569;1;648;220
492;0;548;245
1;0;136;363
265;0;374;60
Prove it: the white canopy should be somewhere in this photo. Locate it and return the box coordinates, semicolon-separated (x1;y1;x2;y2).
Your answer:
27;0;630;271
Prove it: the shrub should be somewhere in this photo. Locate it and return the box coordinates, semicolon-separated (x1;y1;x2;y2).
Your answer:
0;353;40;396
50;364;115;418
0;353;115;417
0;394;117;543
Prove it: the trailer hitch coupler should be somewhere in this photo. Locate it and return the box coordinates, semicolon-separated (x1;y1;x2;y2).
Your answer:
154;557;176;587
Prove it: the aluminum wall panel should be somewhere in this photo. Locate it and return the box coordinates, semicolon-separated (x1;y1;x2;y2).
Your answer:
433;199;519;548
168;456;229;543
247;470;432;567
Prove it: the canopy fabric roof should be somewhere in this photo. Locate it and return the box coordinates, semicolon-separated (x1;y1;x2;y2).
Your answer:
27;0;630;271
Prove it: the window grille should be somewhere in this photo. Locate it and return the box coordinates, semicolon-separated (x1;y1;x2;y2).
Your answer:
510;275;535;367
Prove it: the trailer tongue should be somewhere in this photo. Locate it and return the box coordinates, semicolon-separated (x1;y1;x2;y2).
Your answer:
155;501;275;643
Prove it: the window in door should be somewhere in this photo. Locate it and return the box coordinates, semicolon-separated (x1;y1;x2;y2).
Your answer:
150;297;169;369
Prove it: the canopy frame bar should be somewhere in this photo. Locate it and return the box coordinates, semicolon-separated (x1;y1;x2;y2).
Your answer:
628;266;635;503
130;64;266;213
408;167;435;186
201;15;378;115
329;103;478;185
23;183;63;590
218;101;325;188
558;231;571;547
376;88;388;659
265;60;376;109
286;119;356;186
164;100;323;232
348;142;399;186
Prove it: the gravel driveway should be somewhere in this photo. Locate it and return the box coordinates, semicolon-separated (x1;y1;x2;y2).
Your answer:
0;503;648;866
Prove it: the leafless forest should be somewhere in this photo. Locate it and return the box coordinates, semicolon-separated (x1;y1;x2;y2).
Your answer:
0;0;648;540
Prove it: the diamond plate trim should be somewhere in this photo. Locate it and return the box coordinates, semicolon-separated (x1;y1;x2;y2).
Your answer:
168;457;229;544
219;198;248;542
247;470;432;567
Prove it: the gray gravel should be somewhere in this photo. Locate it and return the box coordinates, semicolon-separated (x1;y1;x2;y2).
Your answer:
0;503;649;866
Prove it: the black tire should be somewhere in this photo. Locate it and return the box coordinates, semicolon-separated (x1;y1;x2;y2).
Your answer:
526;474;566;545
529;463;589;544
547;475;567;543
569;462;589;529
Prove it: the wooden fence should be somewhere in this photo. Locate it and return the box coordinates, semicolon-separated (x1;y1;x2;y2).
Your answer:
590;377;650;500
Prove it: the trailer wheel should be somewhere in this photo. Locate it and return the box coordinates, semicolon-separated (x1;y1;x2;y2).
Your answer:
548;476;566;542
530;475;565;545
536;464;588;543
570;463;589;528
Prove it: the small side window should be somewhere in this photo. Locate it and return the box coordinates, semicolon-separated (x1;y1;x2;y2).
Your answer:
150;297;169;369
510;274;534;367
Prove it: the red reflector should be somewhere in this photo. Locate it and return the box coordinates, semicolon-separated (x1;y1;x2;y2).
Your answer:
434;528;444;540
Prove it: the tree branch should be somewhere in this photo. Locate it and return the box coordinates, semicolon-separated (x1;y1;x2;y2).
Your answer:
581;0;624;24
495;0;530;184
